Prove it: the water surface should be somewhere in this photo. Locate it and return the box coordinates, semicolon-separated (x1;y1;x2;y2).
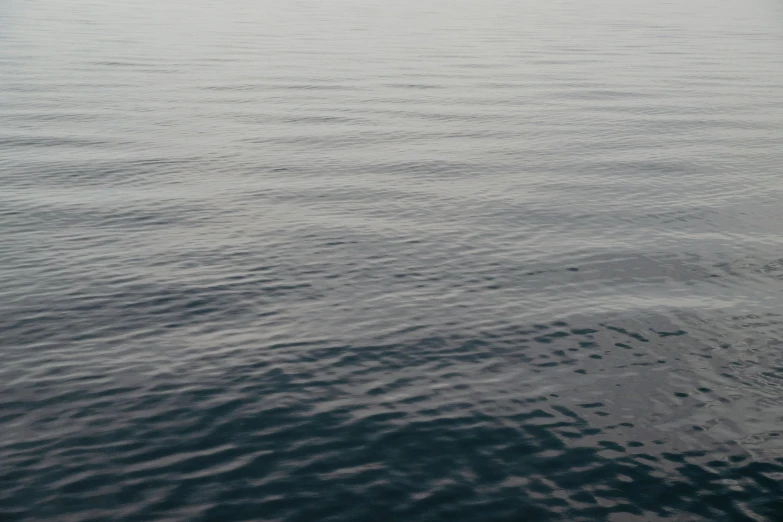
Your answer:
2;0;783;520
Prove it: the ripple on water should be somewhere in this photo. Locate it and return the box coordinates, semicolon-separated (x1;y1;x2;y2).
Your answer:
2;0;783;520
2;320;783;520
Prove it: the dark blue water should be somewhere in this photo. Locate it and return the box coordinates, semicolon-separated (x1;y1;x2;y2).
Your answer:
3;0;783;520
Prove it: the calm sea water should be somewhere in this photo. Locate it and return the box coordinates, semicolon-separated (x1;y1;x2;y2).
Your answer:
3;0;783;520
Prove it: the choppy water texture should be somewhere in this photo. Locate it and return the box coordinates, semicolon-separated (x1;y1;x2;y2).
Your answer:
3;0;783;520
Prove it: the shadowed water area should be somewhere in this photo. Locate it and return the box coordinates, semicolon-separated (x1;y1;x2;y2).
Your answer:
2;0;783;520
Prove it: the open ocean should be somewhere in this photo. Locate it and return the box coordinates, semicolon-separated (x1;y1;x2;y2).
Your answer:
2;0;783;520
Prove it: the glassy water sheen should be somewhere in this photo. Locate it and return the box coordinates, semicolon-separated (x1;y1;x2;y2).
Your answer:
3;0;783;520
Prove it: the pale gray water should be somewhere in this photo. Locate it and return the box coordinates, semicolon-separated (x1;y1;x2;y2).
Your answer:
2;0;783;520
